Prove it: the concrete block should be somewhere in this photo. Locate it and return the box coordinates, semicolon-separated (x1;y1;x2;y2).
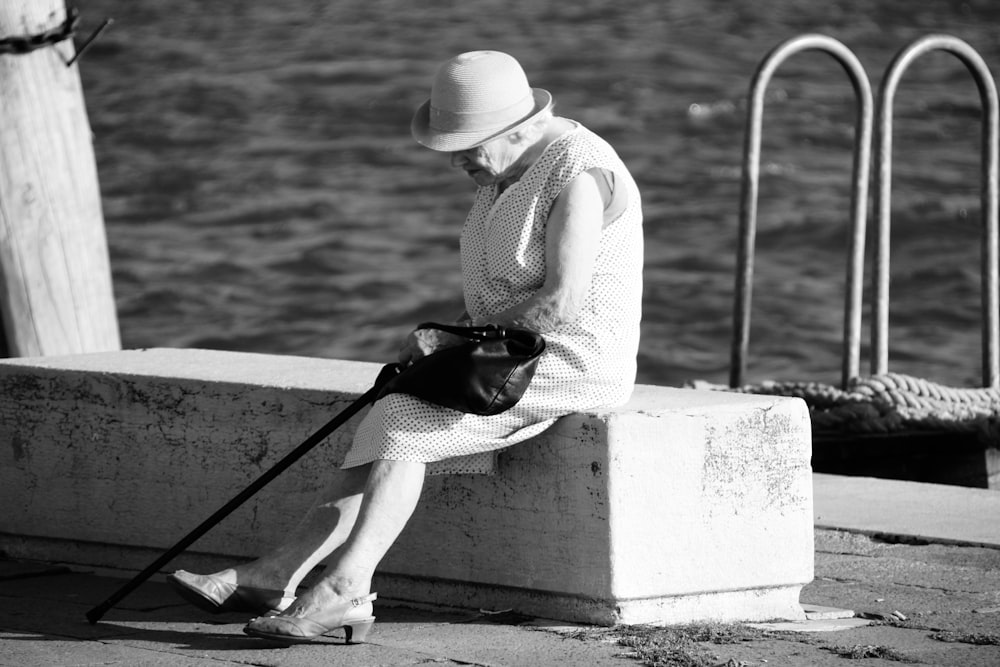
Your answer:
0;348;814;625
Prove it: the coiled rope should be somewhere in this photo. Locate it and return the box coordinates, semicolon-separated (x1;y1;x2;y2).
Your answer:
688;373;1000;444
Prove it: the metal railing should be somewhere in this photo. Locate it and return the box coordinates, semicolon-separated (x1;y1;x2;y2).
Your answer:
730;34;873;389
871;34;1000;388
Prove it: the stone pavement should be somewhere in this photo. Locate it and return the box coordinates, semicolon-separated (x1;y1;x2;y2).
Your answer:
2;473;999;666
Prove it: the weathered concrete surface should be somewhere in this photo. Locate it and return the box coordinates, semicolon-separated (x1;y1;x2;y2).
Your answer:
384;387;815;625
0;559;642;667
0;348;814;625
814;473;1000;548
3;523;999;667
0;349;376;568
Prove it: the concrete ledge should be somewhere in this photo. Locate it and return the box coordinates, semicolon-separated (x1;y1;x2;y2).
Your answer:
0;348;814;625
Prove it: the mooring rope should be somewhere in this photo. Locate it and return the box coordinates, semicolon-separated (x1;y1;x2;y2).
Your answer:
0;7;113;68
0;8;79;56
688;372;1000;442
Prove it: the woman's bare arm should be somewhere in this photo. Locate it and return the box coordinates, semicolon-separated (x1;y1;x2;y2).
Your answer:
473;169;606;332
399;169;609;364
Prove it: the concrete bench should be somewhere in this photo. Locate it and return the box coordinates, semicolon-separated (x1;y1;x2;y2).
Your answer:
0;348;813;625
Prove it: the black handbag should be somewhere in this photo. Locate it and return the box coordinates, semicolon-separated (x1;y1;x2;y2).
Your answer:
375;322;546;415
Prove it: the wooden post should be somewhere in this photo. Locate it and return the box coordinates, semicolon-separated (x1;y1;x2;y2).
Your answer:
0;1;120;356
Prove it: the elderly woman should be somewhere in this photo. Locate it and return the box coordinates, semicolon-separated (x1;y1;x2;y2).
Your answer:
167;50;643;644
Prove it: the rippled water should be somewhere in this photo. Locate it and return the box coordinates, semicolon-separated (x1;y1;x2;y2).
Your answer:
76;0;1000;388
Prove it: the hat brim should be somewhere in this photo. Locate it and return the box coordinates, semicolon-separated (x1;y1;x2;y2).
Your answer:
411;88;553;152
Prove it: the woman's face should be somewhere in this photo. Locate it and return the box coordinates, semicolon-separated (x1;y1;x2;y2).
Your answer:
449;135;526;187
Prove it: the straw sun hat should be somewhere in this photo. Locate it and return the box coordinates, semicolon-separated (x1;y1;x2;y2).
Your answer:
411;51;553;152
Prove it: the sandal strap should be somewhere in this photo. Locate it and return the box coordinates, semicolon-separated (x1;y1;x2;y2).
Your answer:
351;592;377;606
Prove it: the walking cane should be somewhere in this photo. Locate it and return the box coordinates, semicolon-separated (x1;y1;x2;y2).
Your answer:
85;363;398;624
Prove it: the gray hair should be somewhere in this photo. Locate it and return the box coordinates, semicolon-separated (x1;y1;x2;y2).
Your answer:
510;108;553;145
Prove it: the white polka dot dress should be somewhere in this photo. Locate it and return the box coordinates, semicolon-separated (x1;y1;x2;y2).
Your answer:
342;122;643;475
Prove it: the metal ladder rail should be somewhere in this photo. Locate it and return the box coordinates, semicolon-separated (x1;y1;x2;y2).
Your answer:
731;34;873;389
872;34;1000;388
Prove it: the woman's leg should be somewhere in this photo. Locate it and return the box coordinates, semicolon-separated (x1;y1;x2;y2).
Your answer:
210;463;372;593
278;458;426;616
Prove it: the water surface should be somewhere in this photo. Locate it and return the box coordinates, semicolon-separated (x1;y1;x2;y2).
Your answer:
77;0;1000;388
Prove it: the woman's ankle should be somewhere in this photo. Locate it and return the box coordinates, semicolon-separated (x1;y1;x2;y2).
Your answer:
229;563;293;593
315;572;373;599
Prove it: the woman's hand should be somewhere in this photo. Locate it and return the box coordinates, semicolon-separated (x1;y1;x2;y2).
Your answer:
397;327;468;366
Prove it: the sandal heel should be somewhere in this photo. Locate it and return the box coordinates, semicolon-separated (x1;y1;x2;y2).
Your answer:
343;618;375;644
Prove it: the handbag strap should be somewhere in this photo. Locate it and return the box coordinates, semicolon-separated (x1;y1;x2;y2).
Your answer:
416;321;507;341
415;322;546;356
